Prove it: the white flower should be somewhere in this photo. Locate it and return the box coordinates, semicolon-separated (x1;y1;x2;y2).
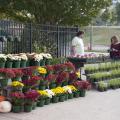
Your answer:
0;54;7;61
6;54;14;60
33;54;43;62
45;89;55;98
20;54;28;61
12;56;21;61
40;53;52;59
63;86;72;94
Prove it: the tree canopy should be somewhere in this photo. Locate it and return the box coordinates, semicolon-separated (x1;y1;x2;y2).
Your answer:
0;0;112;26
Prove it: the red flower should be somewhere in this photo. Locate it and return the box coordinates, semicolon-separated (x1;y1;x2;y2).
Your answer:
45;74;57;83
69;73;77;83
73;81;91;90
46;65;54;72
12;69;23;77
65;62;75;71
25;90;39;101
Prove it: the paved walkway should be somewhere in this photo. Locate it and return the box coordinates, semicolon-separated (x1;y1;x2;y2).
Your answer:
0;89;120;120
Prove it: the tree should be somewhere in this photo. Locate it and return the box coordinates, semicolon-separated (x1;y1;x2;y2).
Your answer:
116;2;120;25
0;0;112;26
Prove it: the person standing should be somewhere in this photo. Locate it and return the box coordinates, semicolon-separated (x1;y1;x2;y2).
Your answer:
71;31;85;56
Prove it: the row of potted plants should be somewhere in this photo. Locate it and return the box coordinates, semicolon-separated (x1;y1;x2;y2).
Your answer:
0;53;52;68
88;69;120;83
9;80;90;113
96;78;120;92
85;61;120;74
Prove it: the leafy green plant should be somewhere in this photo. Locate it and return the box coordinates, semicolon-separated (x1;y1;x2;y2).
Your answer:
97;81;108;92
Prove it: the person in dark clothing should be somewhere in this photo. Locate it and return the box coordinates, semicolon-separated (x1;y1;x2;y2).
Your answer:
110;36;120;59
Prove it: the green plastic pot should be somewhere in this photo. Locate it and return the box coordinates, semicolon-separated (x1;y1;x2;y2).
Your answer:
0;62;5;68
5;61;13;68
22;76;29;81
73;91;80;98
62;81;68;87
79;90;86;97
12;77;21;81
39;85;46;90
37;100;45;107
0;79;9;88
40;59;45;66
49;83;56;89
68;93;74;99
64;94;68;101
52;96;59;103
24;105;33;112
12;105;24;113
32;102;37;110
12;61;21;68
59;95;65;102
45;98;51;105
20;60;27;68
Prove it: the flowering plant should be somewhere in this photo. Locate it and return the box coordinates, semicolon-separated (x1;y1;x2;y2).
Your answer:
25;90;39;104
33;54;43;62
0;54;7;62
13;69;23;78
73;81;91;90
56;71;69;84
10;92;24;105
45;74;57;84
6;54;14;61
51;87;66;96
37;67;47;75
54;64;67;73
12;56;21;61
19;54;28;61
65;62;75;72
0;69;15;78
69;73;78;83
40;53;52;59
45;65;54;74
23;76;42;87
11;81;24;91
67;85;78;92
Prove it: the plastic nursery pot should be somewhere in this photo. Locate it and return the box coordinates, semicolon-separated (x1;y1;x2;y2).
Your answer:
73;91;80;98
52;96;59;103
12;60;21;68
37;100;45;107
0;62;5;68
5;61;13;68
49;83;56;89
59;95;65;102
97;87;105;92
26;59;30;67
39;85;46;90
110;86;117;90
0;79;9;88
68;93;74;99
12;105;24;113
40;59;45;66
79;90;86;97
20;60;27;68
24;105;33;112
45;98;51;105
22;76;29;81
11;87;22;92
64;94;68;101
32;102;37;110
12;77;21;81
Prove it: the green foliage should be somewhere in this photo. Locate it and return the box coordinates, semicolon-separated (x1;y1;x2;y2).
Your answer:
0;0;112;26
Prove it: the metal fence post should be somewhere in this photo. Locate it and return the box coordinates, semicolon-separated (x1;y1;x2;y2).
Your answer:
29;22;32;53
57;26;59;58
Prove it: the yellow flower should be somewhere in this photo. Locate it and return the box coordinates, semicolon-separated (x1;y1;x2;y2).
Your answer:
76;72;80;78
37;90;48;96
11;81;24;87
51;87;66;95
67;85;77;91
37;67;47;74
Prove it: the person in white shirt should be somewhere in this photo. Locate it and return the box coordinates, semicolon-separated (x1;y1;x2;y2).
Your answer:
71;31;85;56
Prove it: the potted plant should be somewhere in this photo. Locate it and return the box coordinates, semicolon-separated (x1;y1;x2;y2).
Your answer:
10;81;24;92
65;62;75;72
0;69;15;88
19;54;28;68
10;92;24;113
37;90;48;107
12;55;21;68
68;72;78;84
0;54;7;68
22;76;42;92
24;90;39;112
97;81;108;92
37;67;47;90
73;81;91;97
45;65;54;75
5;54;14;68
45;74;57;89
12;69;23;81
